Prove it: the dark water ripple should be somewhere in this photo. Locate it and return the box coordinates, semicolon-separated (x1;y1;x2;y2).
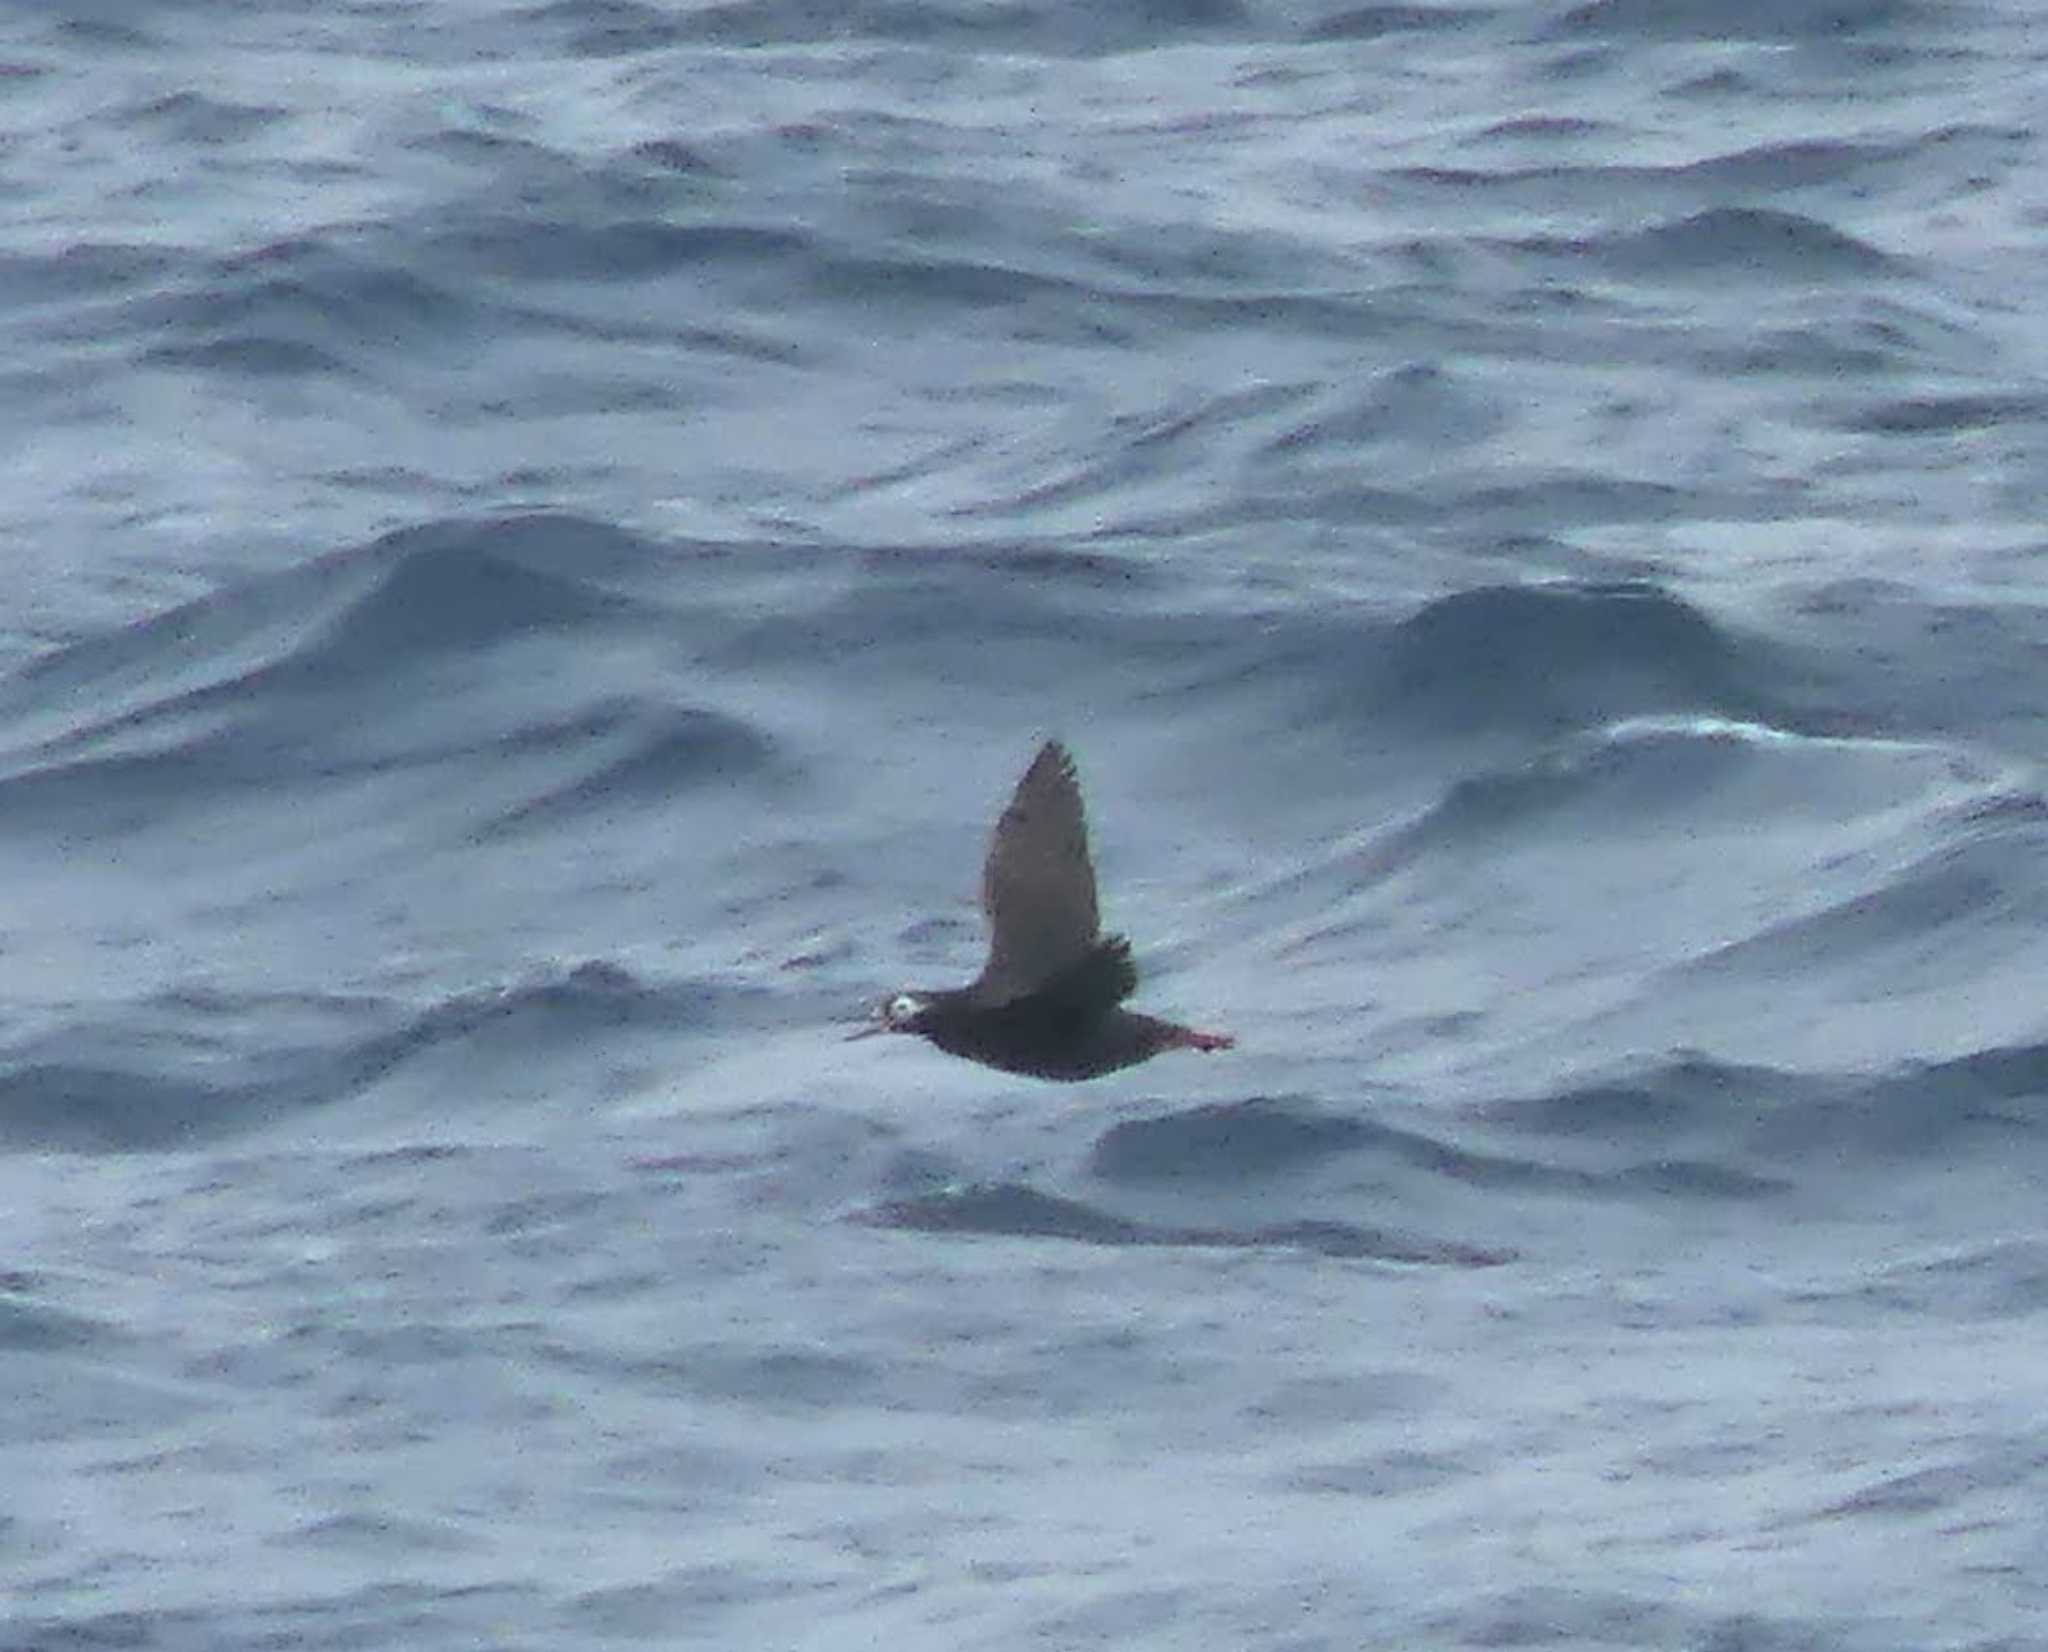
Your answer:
0;962;737;1152
3;0;2046;1645
861;1180;1515;1265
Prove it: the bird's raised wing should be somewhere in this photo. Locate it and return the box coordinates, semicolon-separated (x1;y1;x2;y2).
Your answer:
972;740;1103;1005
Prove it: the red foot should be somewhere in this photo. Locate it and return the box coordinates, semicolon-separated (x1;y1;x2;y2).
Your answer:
1180;1028;1235;1053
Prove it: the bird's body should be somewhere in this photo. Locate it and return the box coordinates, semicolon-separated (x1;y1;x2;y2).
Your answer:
855;741;1233;1079
903;986;1222;1081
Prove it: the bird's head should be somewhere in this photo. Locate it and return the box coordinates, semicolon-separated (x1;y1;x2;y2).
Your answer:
846;991;932;1041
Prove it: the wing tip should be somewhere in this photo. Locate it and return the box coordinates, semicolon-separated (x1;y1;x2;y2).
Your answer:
1033;735;1074;769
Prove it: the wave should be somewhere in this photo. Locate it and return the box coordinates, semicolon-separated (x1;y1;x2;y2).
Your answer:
474;705;780;839
1303;6;1482;42
0;241;175;309
1376;581;1771;736
0;516;783;842
1432;716;1987;842
9;541;1790;783
430;215;811;285
1824;1238;2048;1323
129;235;485;382
535;0;1254;56
1140;579;1799;768
1093;1095;1787;1202
0;961;732;1154
1679;824;2048;991
1521;207;1891;281
5;515;655;714
0;1275;117;1353
1838;392;2048;436
859;1180;1514;1265
1487;1045;2048;1175
1555;0;1920;42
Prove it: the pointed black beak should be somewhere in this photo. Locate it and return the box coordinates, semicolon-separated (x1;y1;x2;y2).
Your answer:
845;1020;888;1042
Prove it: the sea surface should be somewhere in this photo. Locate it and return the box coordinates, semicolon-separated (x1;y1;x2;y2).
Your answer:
4;1;2047;1646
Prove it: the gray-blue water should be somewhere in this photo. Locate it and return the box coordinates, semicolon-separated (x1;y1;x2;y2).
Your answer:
5;2;2047;1646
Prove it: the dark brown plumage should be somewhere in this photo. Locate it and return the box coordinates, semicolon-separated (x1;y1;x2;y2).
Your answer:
851;741;1234;1080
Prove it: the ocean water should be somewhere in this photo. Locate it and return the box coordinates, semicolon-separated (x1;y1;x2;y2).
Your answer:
4;0;2048;1645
